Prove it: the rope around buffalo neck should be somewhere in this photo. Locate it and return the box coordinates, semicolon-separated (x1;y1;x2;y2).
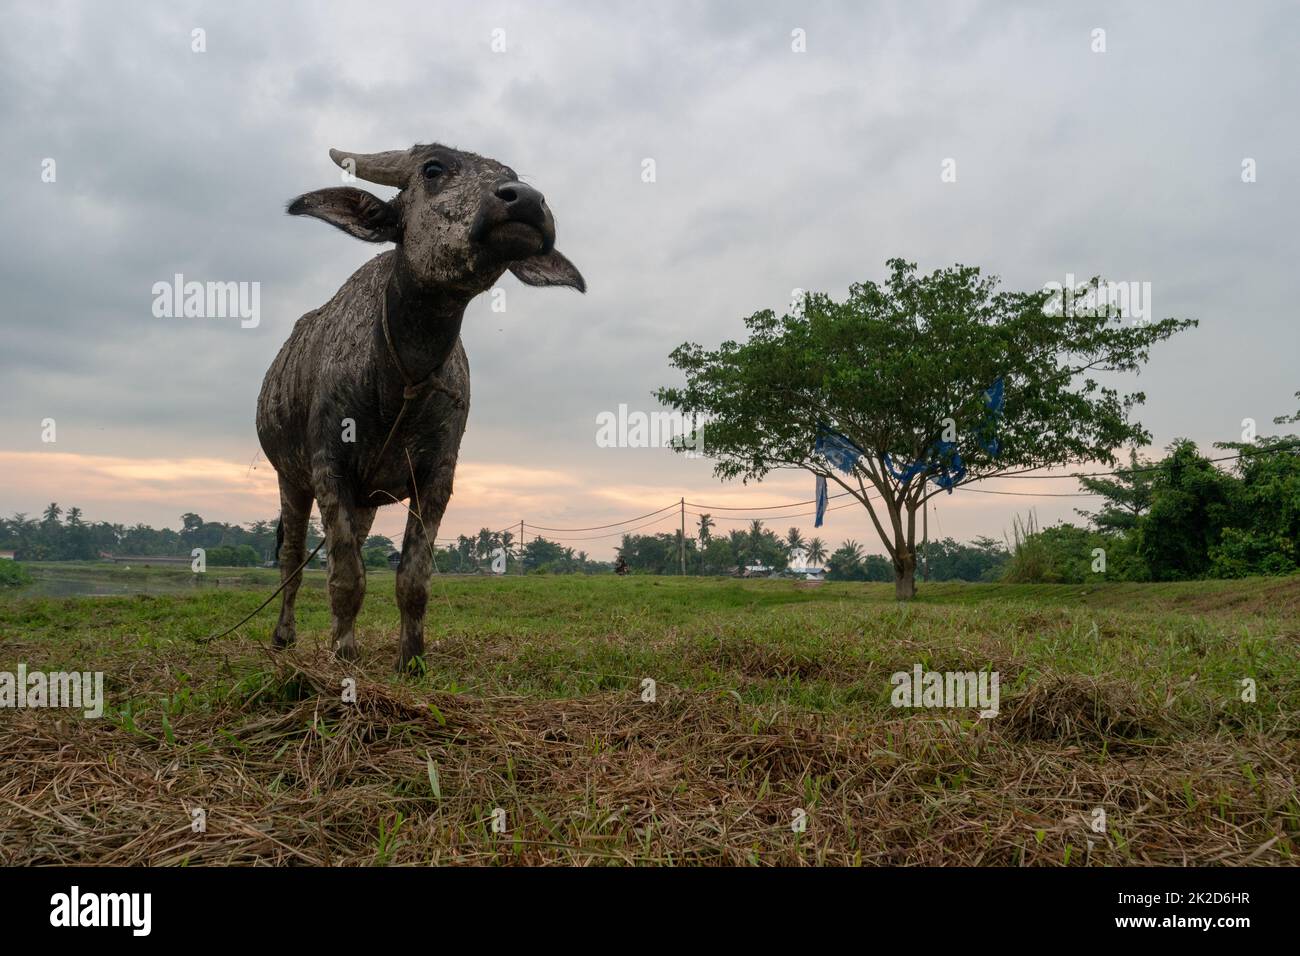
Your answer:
368;292;465;486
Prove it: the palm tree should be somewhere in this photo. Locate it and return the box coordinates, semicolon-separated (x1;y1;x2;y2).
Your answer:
785;527;806;558
727;528;748;565
826;540;867;581
696;513;714;545
475;528;496;564
806;537;827;568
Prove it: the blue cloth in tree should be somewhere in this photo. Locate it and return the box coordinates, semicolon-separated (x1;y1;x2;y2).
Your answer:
883;378;1003;493
815;424;864;474
974;377;1004;456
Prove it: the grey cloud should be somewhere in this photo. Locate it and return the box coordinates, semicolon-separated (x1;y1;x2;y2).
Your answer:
2;0;1298;539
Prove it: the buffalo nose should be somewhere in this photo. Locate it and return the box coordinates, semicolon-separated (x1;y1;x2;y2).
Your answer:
495;181;546;213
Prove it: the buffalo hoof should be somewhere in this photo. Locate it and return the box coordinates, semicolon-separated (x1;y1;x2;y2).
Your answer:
332;636;360;661
271;626;296;650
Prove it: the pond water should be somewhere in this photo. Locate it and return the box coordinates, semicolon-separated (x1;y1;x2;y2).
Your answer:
12;565;323;599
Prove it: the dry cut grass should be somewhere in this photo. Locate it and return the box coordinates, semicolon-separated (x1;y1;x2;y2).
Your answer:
2;640;1295;866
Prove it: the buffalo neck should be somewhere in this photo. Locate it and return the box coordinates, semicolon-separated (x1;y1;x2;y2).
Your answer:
377;254;470;385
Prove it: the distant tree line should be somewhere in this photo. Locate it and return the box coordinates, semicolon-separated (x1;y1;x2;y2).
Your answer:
610;514;1010;581
0;508;293;564
614;519;804;576
612;397;1300;584
433;530;611;574
5;397;1294;581
0;510;616;574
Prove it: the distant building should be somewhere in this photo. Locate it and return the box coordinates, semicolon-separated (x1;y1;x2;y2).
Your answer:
387;551;402;571
787;564;825;581
0;550;15;561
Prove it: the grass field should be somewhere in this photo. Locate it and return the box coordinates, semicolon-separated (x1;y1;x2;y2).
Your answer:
2;563;1298;865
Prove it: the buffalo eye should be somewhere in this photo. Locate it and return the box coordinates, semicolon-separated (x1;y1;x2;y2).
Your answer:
422;160;445;180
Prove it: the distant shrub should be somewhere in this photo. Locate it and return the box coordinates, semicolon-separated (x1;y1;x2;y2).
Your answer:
0;560;33;588
1208;528;1296;578
1002;513;1148;584
203;544;260;567
1002;513;1057;583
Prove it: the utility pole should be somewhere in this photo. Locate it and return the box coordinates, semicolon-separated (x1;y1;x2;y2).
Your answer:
679;497;686;575
519;519;524;575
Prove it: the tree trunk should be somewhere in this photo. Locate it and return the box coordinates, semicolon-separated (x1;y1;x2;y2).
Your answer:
894;552;917;600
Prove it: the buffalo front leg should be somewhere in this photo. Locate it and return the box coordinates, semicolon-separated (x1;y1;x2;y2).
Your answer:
318;487;377;661
272;480;313;649
395;466;454;671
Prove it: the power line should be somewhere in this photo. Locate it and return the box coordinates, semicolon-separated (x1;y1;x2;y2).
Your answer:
964;444;1299;480
403;442;1297;545
688;499;863;523
684;443;1298;514
963;488;1099;497
524;502;678;532
524;511;681;542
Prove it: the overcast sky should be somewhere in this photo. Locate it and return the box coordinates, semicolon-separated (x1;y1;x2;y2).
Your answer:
2;0;1297;557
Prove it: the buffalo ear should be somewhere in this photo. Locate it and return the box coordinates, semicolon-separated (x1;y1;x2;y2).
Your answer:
509;249;586;292
286;187;401;243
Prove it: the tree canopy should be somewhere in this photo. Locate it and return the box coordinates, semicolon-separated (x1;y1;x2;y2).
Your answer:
657;259;1196;597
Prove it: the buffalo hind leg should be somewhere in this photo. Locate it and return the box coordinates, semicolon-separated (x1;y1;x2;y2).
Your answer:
272;480;313;649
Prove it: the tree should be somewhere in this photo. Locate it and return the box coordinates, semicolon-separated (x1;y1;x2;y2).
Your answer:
1074;448;1155;532
923;536;1009;581
862;553;893;581
616;532;696;574
726;528;748;565
658;259;1195;599
474;528;497;565
1138;440;1240;580
806;537;827;567
696;513;714;545
1208;390;1300;575
522;536;567;571
455;535;475;568
826;540;866;580
785;527;806;559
